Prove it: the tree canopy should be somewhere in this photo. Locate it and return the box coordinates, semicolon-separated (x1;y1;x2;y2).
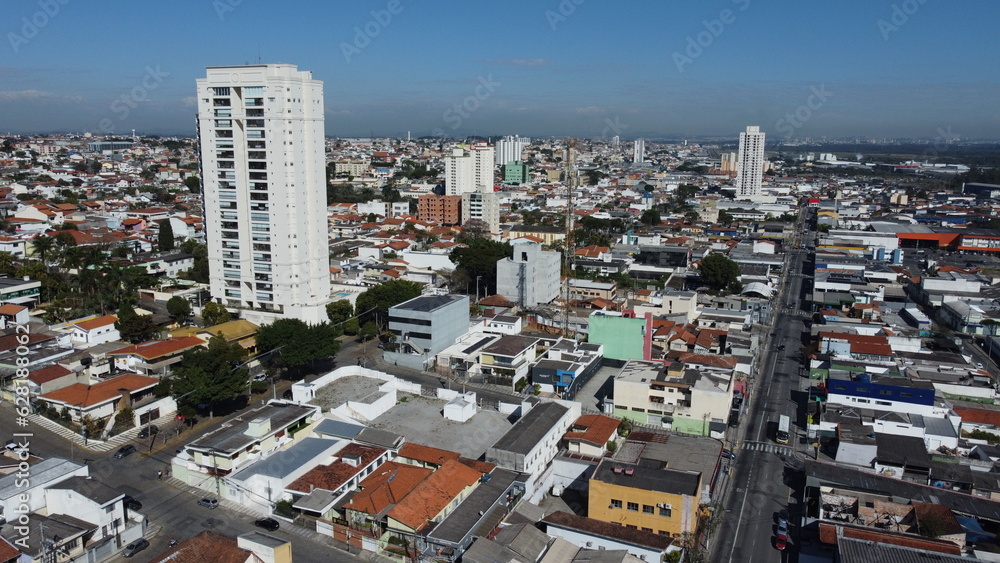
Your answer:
157;220;174;251
166;296;191;324
115;303;160;343
354;279;424;325
201;301;231;327
256;319;341;374
171;335;249;407
326;299;358;335
449;239;512;298
699;253;742;293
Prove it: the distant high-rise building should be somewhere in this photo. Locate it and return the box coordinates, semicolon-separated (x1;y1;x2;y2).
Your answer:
495;135;530;166
502;161;530;184
633;139;645;163
720;152;738;173
611;135;620;149
417;193;462;226
735;126;765;198
196;64;330;324
444;142;494;195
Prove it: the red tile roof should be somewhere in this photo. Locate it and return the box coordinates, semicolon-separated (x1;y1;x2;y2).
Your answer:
817;522;961;555
39;373;159;408
564;414;620;447
0;535;19;562
108;336;204;360
953;406;1000;427
0;332;53;352
0;304;26;315
286;443;386;493
72;315;118;332
397;443;461;467
27;364;73;385
387;459;482;531
345;461;433;516
149;530;250;563
677;353;738;369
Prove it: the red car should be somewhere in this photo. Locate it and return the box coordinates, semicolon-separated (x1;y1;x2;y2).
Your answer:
774;531;788;551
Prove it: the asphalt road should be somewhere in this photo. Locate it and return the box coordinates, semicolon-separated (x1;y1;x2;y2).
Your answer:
711;211;812;563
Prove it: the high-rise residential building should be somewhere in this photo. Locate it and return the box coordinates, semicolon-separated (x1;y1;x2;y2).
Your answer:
735;125;765;199
417;194;462;226
611;135;620;149
461;191;500;234
496;242;561;307
196;64;331;324
633;138;645;163
720;152;737;173
444;143;494;195
495;135;530;166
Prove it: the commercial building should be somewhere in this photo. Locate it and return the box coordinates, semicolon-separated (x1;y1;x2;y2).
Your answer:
384;294;470;370
496;242;561;307
196;64;331;324
501;161;529;184
735;125;765;199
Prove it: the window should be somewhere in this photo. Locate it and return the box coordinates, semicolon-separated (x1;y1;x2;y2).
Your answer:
213;87;230;96
627;502;639;512
642;505;654;514
625;524;637;530
632;407;645;412
659;506;672;517
610;499;622;509
642;527;653;533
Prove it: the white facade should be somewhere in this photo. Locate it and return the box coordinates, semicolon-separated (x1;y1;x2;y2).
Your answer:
444;143;494;195
633;138;645;163
197;64;331;323
495;135;529;165
735;125;765;198
461;191;500;233
496;242;561;307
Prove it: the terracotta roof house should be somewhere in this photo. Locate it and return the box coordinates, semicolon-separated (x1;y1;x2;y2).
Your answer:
22;364;84;395
62;315;120;348
386;459;483;534
396;443;461;470
150;530;291;563
286;443;390;518
108;336;204;375
563;414;620;457
37;373;159;422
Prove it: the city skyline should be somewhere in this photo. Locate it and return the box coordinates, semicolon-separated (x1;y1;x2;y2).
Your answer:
2;1;998;140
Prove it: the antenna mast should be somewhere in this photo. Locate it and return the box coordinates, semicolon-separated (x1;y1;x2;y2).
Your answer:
563;139;577;337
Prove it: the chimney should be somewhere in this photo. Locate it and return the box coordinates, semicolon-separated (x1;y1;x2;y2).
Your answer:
118;388;132;409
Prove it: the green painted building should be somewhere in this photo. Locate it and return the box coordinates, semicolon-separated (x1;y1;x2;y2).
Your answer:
502;161;530;185
589;313;648;362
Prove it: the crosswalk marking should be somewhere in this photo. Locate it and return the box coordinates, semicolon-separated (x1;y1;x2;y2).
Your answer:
740;441;793;456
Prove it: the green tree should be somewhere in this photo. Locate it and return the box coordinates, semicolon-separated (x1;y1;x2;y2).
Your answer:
166;296;192;324
449;239;512;297
115;303;160;343
31;235;56;264
358;320;379;341
699;253;741;292
178;239;208;283
354;279;424;326
639;208;661;227
256;319;341;375
183;175;201;193
326;299;357;335
201;301;231;327
157;220;175;251
171;335;249;409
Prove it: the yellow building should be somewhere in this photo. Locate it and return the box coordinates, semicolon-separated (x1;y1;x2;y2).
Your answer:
588;454;706;537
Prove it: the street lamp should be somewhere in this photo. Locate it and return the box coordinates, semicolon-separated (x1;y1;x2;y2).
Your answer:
476;276;482;303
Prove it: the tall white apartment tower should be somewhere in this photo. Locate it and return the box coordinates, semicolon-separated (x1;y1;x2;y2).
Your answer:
444;142;494;195
495;135;530;166
633;138;645;163
735;125;765;199
196;64;331;324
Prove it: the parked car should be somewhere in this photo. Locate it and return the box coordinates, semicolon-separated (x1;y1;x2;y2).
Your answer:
774;532;788;551
122;538;149;557
254;517;280;531
114;445;136;459
123;495;142;511
197;497;219;509
137;425;158;439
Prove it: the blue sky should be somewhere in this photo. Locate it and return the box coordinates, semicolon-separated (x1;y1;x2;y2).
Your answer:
1;0;998;140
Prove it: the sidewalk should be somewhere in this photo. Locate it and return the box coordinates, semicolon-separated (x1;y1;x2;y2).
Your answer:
162;475;361;556
26;409;183;453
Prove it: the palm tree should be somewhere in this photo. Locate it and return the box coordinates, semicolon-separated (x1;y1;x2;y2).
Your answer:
31;235;55;265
